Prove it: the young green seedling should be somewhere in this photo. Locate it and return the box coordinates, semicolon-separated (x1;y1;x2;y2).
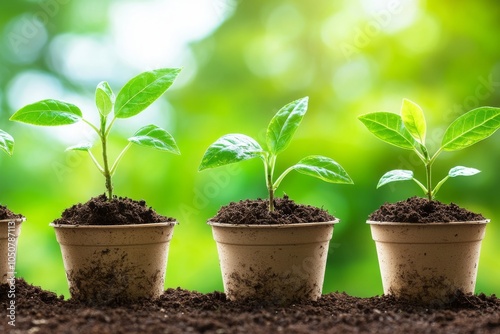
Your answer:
358;98;500;200
0;129;14;157
10;68;181;200
199;97;353;211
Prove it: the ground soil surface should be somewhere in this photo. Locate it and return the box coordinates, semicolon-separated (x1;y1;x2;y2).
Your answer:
1;279;499;333
369;196;485;223
53;194;175;225
211;196;335;225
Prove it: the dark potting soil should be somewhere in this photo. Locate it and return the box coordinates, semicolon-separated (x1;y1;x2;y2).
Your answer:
0;205;23;220
1;279;499;334
211;196;336;225
369;196;485;223
53;194;175;225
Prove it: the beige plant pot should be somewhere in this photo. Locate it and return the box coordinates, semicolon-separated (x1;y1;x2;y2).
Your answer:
0;218;24;283
368;220;489;304
209;220;338;304
51;222;177;304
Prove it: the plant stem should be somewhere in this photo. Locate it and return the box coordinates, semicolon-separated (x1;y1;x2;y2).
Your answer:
99;121;113;200
264;155;276;212
425;161;432;200
268;172;274;212
83;116;113;199
425;148;443;200
102;138;112;199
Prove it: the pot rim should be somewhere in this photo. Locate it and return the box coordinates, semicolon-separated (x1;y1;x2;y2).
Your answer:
366;219;490;226
208;219;339;228
0;217;26;223
49;221;177;229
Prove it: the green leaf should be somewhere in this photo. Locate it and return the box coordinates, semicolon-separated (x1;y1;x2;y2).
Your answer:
377;170;414;188
432;166;481;198
199;134;264;171
114;68;181;119
0;129;14;156
128;124;180;154
10;99;82;126
448;166;480;178
358;112;416;150
266;97;308;155
95;81;114;116
66;142;93;151
291;155;353;184
401;98;426;145
441;107;500;151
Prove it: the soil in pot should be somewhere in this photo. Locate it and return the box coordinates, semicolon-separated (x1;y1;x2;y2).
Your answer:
52;195;177;305
1;278;499;333
211;195;335;225
54;194;175;225
369;196;485;223
0;205;23;221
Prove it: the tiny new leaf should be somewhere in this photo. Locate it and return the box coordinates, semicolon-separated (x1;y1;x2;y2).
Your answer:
401;98;426;145
95;81;114;116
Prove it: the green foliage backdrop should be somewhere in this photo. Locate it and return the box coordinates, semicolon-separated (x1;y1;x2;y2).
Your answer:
1;0;499;297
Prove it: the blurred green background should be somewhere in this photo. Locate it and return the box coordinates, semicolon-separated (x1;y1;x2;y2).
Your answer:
1;0;499;298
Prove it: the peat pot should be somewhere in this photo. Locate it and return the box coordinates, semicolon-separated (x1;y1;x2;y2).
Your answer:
51;222;177;304
0;218;24;283
209;220;338;304
368;220;489;304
